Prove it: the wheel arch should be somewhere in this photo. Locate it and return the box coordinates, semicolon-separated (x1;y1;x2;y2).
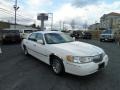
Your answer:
49;53;65;73
49;53;64;65
49;53;58;64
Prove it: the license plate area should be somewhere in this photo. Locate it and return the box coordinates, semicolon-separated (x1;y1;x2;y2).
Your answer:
98;63;105;70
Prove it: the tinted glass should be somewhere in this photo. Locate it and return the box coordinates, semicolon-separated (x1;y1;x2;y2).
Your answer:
28;33;37;41
45;33;74;44
36;33;44;40
24;30;33;33
102;30;112;34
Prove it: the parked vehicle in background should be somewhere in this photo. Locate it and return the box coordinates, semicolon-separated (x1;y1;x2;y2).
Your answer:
51;29;59;31
1;30;21;44
61;30;71;36
70;30;83;39
70;31;92;40
100;29;115;42
21;31;108;76
114;31;120;45
19;30;35;39
82;32;92;39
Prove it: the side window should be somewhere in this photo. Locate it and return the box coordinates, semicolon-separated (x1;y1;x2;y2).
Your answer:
36;33;44;40
19;30;22;33
36;33;45;44
28;33;37;42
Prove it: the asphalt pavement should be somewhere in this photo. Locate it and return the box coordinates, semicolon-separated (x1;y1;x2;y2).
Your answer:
0;40;120;90
0;48;1;54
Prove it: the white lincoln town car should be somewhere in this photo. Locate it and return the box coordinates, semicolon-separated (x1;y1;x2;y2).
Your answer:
21;31;108;76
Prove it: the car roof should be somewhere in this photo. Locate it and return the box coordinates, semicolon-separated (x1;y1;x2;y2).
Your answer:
33;31;61;34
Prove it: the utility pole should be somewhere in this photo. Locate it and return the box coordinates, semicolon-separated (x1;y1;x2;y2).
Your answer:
59;21;62;31
63;21;65;31
51;13;53;30
13;0;19;29
48;13;53;30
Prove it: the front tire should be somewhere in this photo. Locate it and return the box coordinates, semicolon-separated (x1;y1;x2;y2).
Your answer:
51;57;64;75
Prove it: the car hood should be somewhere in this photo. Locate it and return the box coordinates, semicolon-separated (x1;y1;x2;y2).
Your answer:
48;41;104;56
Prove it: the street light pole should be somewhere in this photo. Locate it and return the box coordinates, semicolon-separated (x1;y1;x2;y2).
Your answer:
15;0;17;28
63;21;65;31
59;21;62;31
51;13;53;30
13;0;19;29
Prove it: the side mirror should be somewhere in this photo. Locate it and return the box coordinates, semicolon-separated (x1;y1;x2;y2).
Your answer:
73;37;75;41
37;40;44;45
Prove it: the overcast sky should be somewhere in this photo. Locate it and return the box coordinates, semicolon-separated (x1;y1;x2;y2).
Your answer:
0;0;120;28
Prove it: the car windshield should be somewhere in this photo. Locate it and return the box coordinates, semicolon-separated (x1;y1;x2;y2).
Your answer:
45;33;74;44
102;30;112;34
24;30;33;33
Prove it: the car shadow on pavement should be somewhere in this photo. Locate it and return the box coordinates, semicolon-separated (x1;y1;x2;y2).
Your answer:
58;69;107;82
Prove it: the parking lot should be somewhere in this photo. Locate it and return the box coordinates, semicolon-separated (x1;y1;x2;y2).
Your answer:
0;40;120;90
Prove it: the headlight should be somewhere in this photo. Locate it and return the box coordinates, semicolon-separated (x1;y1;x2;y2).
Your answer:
66;56;93;64
102;52;106;58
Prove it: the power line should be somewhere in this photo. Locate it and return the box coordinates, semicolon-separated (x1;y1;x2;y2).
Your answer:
0;10;33;22
0;7;33;20
0;8;34;21
0;7;34;20
4;0;25;4
0;1;36;26
0;10;33;23
0;11;34;26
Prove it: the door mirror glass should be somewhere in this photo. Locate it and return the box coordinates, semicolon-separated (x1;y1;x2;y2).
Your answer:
73;37;75;41
37;40;44;44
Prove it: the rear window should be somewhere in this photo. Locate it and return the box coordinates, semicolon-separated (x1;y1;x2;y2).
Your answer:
2;30;19;33
1;30;20;35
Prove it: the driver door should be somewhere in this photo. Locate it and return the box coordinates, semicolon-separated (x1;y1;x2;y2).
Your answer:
34;33;50;64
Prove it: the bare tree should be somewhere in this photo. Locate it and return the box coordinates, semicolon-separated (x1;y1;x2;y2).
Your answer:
83;22;88;30
71;19;76;30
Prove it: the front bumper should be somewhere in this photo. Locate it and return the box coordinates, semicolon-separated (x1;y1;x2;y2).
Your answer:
100;38;115;41
65;55;108;76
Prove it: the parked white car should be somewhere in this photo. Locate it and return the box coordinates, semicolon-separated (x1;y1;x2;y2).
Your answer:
100;30;115;42
19;30;34;39
21;31;109;76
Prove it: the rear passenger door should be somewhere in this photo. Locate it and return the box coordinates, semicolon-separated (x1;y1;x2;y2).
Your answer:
26;33;37;56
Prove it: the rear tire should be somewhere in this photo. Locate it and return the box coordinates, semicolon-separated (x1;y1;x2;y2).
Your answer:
51;57;64;75
23;46;28;55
